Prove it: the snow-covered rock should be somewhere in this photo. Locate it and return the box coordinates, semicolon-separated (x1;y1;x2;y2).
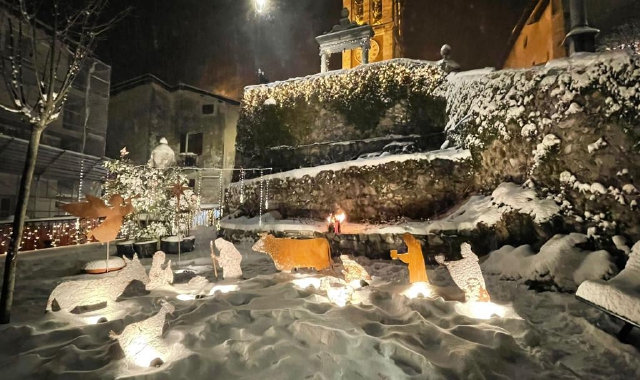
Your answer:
576;241;640;325
482;234;616;292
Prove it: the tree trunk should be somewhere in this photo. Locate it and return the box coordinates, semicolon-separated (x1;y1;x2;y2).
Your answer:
0;126;43;324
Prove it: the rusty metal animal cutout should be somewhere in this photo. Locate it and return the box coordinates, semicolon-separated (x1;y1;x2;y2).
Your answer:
252;234;332;272
61;194;134;243
391;233;428;284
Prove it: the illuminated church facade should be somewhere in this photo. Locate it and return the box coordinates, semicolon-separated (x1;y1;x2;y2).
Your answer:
341;0;404;69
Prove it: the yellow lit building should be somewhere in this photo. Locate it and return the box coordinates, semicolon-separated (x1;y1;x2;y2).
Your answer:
342;0;404;69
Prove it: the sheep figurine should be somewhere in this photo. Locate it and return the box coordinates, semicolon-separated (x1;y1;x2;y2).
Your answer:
46;254;149;312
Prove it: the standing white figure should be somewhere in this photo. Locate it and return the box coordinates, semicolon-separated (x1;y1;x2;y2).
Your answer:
213;238;243;279
148;137;177;169
436;243;490;302
146;251;174;290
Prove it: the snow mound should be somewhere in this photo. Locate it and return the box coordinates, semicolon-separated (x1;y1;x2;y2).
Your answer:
576;241;640;324
83;257;126;271
482;234;616;291
491;183;560;223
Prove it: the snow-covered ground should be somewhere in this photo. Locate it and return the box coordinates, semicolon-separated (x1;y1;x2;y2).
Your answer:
0;227;638;379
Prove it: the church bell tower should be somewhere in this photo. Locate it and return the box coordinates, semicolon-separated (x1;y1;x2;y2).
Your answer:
342;0;404;69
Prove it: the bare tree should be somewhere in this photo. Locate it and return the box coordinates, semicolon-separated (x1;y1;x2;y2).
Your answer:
0;0;127;324
598;19;640;54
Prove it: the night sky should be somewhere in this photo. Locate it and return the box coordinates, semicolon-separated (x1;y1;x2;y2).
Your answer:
99;0;530;100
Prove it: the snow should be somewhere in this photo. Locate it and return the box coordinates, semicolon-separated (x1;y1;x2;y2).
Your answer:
223;182;559;235
267;134;420;150
490;182;560;223
162;235;195;242
482;233;617;292
83;257;126;271
587;138;607;154
236;148;471;184
576;241;640;326
0;228;639;379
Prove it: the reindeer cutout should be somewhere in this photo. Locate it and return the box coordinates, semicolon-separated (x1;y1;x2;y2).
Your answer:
61;194;134;243
391;233;428;283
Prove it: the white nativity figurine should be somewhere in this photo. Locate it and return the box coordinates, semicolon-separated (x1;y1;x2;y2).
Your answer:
340;255;371;284
47;254;149;313
436;243;490;302
146;251;174;291
213;238;243;279
110;300;175;367
320;276;354;307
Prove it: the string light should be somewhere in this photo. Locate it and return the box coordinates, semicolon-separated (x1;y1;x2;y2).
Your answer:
239;168;245;204
0;218;101;255
259;169;264;227
265;171;270;209
217;169;224;231
197;170;203;197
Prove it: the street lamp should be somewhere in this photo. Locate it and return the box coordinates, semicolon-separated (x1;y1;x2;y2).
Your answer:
255;0;267;13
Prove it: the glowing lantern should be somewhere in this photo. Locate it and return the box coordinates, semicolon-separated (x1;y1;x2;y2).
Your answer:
327;211;346;234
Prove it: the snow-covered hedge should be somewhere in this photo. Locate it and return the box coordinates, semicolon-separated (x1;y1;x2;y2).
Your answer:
443;51;640;152
237;59;446;155
442;51;640;240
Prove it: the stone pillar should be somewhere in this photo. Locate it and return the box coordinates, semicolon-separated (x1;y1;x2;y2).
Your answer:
320;50;330;73
361;38;371;65
566;0;599;55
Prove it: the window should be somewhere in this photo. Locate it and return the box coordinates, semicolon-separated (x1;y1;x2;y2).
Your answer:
180;132;203;155
202;104;215;115
0;198;10;218
188;179;196;188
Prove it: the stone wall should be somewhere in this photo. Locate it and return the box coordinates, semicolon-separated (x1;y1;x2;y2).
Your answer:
236;59;447;166
443;51;640;241
241;134;445;177
227;151;474;223
230;51;640;244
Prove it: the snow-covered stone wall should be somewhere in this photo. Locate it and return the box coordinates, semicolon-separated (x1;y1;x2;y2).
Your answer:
228;149;474;222
230;51;640;243
443;51;640;240
236;59;447;168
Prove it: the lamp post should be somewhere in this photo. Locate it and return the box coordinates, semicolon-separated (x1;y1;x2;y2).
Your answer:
254;0;268;83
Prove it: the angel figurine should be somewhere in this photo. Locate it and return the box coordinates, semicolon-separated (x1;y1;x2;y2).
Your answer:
61;194;135;243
